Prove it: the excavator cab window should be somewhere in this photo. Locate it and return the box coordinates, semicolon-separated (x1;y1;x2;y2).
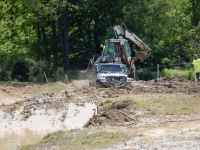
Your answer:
103;42;117;60
124;42;131;57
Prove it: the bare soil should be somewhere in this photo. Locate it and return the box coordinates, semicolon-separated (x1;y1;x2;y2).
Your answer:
1;77;200;149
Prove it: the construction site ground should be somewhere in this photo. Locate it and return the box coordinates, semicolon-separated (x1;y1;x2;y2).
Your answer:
1;77;200;150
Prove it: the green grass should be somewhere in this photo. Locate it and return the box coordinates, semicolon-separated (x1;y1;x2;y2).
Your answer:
161;68;193;80
19;129;131;150
39;131;63;144
137;68;194;81
43;83;66;92
70;130;129;149
99;97;136;112
134;98;200;115
136;100;154;107
103;96;200;116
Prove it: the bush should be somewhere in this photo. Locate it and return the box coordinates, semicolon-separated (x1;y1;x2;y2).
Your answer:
30;68;79;83
136;67;194;81
161;68;193;80
137;69;157;81
0;69;11;81
0;51;79;82
11;58;33;81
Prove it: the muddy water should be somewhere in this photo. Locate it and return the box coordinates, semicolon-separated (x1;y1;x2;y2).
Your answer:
0;129;49;150
0;103;97;150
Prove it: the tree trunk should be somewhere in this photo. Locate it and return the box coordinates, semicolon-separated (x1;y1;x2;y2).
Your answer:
57;9;66;70
51;20;58;69
41;26;50;62
63;6;70;70
190;0;200;26
94;14;100;54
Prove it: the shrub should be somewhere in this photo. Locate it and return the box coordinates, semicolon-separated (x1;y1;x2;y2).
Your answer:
161;68;193;80
11;58;34;81
0;69;11;81
137;69;157;81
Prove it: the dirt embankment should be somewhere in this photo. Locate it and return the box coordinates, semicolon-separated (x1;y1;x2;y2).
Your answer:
0;77;198;123
1;77;200;128
1;77;200;150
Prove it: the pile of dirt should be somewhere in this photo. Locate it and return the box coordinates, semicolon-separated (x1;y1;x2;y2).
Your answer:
155;77;189;82
98;99;137;113
85;99;138;127
129;77;200;94
85;109;136;127
111;100;136;110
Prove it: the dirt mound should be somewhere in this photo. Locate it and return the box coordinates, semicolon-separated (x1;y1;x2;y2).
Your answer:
128;77;200;94
111;100;136;110
86;109;136;127
87;99;139;127
155;77;189;82
99;99;137;113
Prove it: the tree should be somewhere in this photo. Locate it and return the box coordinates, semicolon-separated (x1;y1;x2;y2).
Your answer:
0;0;17;21
190;0;200;26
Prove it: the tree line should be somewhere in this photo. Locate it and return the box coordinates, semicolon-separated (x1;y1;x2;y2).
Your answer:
0;0;199;81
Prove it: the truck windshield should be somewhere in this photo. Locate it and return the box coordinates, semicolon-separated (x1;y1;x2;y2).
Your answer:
98;64;125;73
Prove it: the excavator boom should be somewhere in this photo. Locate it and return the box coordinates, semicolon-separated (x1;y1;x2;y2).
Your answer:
113;25;152;60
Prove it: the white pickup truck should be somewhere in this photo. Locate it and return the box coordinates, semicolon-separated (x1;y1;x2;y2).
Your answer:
93;63;133;88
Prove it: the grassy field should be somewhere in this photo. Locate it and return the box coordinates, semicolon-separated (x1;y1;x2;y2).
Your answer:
19;128;133;150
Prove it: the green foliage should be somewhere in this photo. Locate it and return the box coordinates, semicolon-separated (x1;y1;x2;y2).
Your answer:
0;49;79;82
137;64;194;81
123;0;193;67
190;0;200;26
0;0;200;79
137;69;157;81
46;69;78;83
12;59;31;81
161;68;193;80
32;69;78;83
0;69;11;81
161;58;171;65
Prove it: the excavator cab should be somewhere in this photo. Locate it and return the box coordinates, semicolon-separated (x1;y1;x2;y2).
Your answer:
102;39;132;63
103;41;116;60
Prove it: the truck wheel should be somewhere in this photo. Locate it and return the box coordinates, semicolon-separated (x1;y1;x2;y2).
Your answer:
95;81;105;88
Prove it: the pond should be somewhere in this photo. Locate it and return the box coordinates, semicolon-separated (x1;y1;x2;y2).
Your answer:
0;102;96;150
0;129;49;150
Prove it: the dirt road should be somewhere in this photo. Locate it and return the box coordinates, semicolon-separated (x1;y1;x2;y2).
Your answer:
1;77;200;149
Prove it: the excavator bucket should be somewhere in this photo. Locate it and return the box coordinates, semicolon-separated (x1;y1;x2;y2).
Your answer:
135;50;152;60
113;24;152;61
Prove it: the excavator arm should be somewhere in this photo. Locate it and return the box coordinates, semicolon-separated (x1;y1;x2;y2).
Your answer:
113;25;152;61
